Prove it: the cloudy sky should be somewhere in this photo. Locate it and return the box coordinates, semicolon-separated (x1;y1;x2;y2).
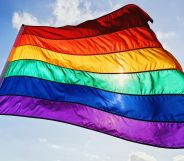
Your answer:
0;0;184;161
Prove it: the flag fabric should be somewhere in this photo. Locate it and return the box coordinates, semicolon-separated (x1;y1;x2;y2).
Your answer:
0;4;184;148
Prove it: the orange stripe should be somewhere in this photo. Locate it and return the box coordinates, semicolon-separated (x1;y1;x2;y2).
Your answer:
15;27;162;55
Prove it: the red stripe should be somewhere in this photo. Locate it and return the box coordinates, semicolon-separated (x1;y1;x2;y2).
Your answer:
21;4;153;39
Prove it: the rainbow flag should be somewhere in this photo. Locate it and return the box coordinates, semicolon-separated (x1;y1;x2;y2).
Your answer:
0;4;184;148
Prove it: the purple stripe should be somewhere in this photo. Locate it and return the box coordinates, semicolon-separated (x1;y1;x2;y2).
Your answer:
0;95;184;148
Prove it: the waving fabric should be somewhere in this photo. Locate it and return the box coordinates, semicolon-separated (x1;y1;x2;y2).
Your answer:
0;4;184;148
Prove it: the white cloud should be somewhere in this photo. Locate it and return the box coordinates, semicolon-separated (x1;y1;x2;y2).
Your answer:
38;137;47;143
156;31;176;40
173;155;184;161
49;144;61;149
155;30;176;51
82;152;111;161
38;137;61;150
177;16;184;25
12;12;40;30
84;153;100;161
128;152;157;161
108;0;124;10
52;0;94;26
12;0;108;30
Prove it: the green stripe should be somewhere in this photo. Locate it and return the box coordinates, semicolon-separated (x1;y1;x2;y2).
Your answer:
5;60;184;95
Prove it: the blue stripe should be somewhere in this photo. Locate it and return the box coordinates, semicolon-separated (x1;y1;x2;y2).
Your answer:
0;76;184;122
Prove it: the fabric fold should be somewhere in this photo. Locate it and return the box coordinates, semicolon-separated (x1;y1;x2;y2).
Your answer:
0;4;184;148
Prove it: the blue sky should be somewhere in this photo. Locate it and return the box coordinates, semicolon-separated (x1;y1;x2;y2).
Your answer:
0;0;184;161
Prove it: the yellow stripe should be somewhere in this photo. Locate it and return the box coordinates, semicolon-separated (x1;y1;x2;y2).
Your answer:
9;45;180;73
